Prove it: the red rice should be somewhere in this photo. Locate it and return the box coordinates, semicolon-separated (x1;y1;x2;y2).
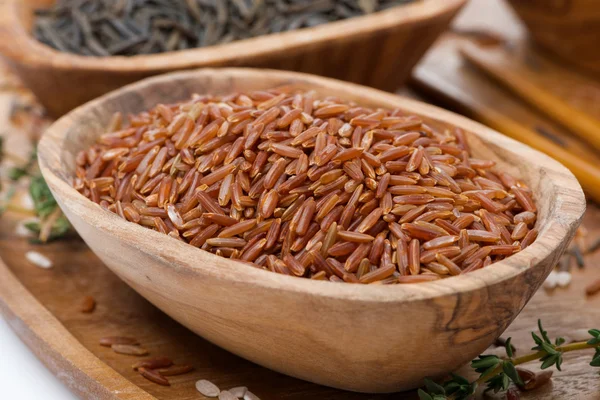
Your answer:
76;88;538;284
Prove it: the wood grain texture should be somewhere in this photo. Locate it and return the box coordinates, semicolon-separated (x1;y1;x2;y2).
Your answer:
2;205;599;400
505;0;600;77
35;68;584;392
0;56;597;400
411;0;600;203
0;0;465;117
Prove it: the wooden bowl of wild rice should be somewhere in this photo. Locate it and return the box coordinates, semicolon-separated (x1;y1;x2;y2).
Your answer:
0;0;466;117
506;0;600;77
38;68;585;393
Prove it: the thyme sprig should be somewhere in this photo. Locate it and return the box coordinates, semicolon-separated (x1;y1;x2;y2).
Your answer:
0;142;71;242
418;320;600;400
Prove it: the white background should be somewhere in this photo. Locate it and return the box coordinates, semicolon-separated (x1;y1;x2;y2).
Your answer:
0;317;78;399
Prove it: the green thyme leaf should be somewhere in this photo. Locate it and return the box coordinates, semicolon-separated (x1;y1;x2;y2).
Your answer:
485;373;510;394
538;319;552;344
556;354;563;371
555;337;565;346
505;337;514;358
541;354;558;370
591;349;600;367
588;329;600;345
8;166;28;181
541;342;558;355
502;362;524;386
472;355;501;370
424;378;445;396
417;389;434;400
0;136;5;164
531;332;544;349
29;175;58;218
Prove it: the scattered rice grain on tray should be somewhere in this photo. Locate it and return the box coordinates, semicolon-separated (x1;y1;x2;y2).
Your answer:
229;387;248;398
219;390;238;400
132;357;172;371
76;88;538;284
99;336;139;347
79;295;96;313
586;279;600;297
111;344;149;356
138;367;170;386
156;364;194;376
196;379;220;397
25;251;52;268
543;271;557;290
555;271;571;287
244;391;261;400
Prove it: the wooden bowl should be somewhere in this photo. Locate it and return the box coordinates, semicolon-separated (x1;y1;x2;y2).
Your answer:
0;0;465;117
37;68;585;393
506;0;600;77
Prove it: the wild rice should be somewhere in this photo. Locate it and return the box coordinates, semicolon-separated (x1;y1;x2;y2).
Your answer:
76;88;538;284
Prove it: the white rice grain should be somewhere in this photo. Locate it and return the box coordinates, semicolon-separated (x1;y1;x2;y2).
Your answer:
25;251;52;269
555;271;571;287
15;222;33;238
244;391;261;400
543;271;557;290
196;379;220;397
229;387;247;398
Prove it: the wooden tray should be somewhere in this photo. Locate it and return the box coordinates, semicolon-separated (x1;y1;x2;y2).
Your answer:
1;28;600;400
2;176;600;400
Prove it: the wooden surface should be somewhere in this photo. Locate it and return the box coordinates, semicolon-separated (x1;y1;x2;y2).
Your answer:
36;68;585;393
410;3;600;396
0;0;465;117
0;14;596;399
505;0;600;77
411;0;600;203
0;51;596;400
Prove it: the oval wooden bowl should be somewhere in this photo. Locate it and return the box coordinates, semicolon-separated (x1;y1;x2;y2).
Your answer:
0;0;465;117
37;68;585;393
506;0;600;77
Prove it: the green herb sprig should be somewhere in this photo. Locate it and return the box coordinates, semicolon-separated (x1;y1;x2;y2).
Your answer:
418;320;600;400
0;143;71;242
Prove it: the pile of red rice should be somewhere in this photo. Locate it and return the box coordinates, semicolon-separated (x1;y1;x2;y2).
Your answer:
75;88;537;284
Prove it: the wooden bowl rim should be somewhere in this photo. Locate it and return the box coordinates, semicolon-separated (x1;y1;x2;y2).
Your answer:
38;68;586;303
0;0;466;72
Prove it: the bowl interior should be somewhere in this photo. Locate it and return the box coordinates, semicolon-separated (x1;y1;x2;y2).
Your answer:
38;68;585;302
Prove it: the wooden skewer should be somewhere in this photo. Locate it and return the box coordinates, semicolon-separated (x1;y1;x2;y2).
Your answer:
461;43;600;153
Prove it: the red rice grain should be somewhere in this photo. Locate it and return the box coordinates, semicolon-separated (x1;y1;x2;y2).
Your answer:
77;89;538;284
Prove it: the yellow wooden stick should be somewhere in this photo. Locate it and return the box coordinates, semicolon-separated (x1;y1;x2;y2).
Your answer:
461;44;600;153
473;107;600;203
